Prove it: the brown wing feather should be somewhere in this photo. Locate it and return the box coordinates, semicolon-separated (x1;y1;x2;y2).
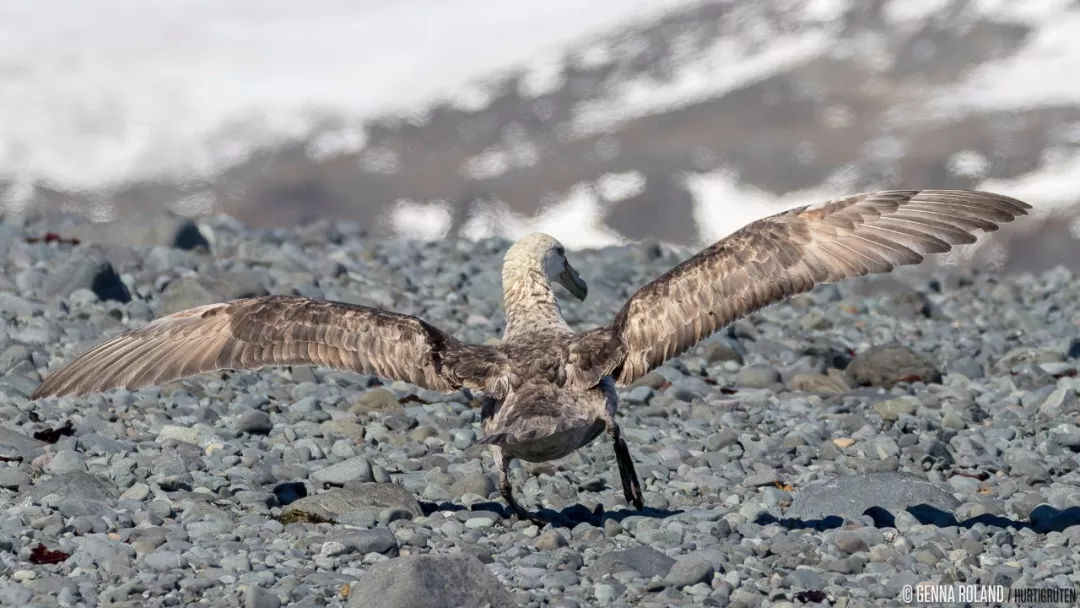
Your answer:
586;190;1029;386
32;295;509;399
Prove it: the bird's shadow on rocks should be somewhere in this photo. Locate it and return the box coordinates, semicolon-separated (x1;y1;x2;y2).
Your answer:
420;500;683;527
757;503;1080;534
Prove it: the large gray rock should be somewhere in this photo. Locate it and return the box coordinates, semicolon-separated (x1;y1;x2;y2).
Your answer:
25;471;117;504
702;338;744;364
0;468;30;490
43;253;130;303
338;528;399;556
787;373;848;394
872;397;919;421
996;346;1065;371
785;472;959;522
236;410;273;435
0;293;34;319
347;554;514;608
665;556;715;588
853;277;935;319
243;586;281;608
311;456;374;486
845;344;941;388
281;484;422;522
0;426;47;461
348;388;403;414
736;365;781;388
0;344;31;373
156;277;221;316
588;545;676;578
203;271;269;301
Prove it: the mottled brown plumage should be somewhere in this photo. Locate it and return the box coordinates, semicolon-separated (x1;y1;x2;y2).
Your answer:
32;297;512;400
32;190;1030;523
580;189;1031;386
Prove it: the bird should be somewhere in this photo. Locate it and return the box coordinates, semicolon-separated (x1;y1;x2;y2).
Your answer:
31;190;1029;523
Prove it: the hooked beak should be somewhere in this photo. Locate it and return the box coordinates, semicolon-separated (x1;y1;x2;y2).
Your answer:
557;263;588;301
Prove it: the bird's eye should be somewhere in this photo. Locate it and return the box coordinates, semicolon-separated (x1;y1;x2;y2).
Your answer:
556;246;565;256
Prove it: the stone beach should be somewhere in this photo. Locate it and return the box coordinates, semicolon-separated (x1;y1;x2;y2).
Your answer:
1;213;1079;607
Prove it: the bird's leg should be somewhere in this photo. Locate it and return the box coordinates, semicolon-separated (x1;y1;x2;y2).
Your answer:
606;420;644;510
493;447;547;526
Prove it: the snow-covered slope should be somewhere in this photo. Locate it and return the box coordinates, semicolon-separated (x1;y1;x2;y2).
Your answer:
0;0;690;191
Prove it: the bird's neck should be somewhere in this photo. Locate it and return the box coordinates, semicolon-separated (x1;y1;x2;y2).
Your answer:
501;263;570;340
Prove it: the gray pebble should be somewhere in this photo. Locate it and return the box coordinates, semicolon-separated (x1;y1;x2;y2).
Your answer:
311;456;374;486
237;410;273;434
46;449;86;474
0;468;30;489
143;550;187;571
340;528;399;556
535;529;569;550
665;557;714;588
243;586;281;608
736;365;781;388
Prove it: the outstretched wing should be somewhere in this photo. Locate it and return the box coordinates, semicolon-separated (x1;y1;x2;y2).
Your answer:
575;190;1029;387
32;295;510;399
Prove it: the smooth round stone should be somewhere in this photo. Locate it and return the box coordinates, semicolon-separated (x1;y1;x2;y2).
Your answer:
0;468;30;490
46;449;86;474
942;411;966;430
736;365;781;388
464;516;496;529
594;584;617;602
873;398;919;421
321;541;347;557
535;530;568;550
665;558;714;588
243;586;281;608
120;482;151;501
149;500;172;519
144;550;187;571
237;410;273;434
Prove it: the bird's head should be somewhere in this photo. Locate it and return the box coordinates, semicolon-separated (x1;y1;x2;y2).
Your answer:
503;232;588;301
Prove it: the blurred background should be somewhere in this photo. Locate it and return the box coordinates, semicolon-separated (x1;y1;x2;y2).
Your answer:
3;0;1079;270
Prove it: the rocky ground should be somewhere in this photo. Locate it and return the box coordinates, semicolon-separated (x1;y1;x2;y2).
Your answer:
1;213;1079;607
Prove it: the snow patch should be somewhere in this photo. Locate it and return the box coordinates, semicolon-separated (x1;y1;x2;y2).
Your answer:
883;0;952;23
389;199;454;240
947;150;990;179
518;59;566;98
461;183;624;249
460;125;540;181
0;0;696;193
804;0;852;22
937;150;1080;264
596;171;646;202
172;192;217;218
306;125;367;162
570;31;831;136
976;149;1080;213
935;4;1080;113
682;167;851;243
971;0;1075;24
574;42;616;70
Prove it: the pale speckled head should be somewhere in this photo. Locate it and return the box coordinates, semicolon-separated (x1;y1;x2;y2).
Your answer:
504;232;588;300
